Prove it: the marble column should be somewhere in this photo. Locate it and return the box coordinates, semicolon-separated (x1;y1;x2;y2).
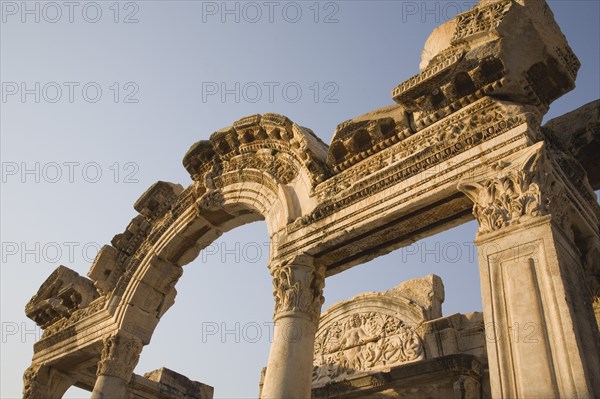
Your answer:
459;142;600;398
91;332;143;399
261;255;325;399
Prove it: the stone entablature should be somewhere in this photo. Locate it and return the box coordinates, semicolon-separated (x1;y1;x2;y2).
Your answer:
26;266;99;329
311;354;484;399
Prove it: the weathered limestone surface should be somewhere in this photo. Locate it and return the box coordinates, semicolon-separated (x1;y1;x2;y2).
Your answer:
542;99;600;190
22;0;600;397
25;266;99;329
23;364;76;399
261;255;326;399
131;368;214;399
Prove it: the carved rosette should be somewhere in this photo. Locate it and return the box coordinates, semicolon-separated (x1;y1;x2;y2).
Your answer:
458;143;569;236
269;256;325;323
312;312;424;387
96;333;143;382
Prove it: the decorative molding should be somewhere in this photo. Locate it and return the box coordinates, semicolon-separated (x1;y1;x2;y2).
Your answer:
183;113;329;187
293;99;526;232
25;266;99;329
452;0;511;43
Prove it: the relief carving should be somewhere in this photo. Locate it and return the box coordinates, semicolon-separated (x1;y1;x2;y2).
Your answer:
184;113;329;187
452;0;511;42
21;1;599;397
312;312;424;387
226;152;299;184
296;99;526;230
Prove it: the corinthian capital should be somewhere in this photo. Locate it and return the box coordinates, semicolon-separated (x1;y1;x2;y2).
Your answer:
97;332;143;382
269;255;326;323
458;142;560;235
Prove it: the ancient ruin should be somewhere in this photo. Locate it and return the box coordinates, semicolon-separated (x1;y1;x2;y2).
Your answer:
23;0;600;397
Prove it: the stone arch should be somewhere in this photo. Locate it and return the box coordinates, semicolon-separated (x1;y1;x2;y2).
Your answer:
92;114;327;398
21;113;329;398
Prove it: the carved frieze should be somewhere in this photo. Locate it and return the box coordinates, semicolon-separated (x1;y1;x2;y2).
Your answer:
294;99;527;231
39;296;107;342
23;3;599;397
183;113;329;186
312;312;424;387
226;152;299;185
452;0;511;42
311;277;444;387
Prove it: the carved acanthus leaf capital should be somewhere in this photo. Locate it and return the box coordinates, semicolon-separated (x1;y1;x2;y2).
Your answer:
457;142;562;235
97;332;143;382
269;255;325;323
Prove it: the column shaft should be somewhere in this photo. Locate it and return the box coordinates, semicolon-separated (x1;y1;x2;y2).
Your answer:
261;256;325;399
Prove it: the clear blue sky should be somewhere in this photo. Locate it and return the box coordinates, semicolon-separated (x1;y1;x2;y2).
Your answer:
1;1;599;398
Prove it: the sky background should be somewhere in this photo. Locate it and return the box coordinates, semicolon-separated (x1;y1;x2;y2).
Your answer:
1;0;599;398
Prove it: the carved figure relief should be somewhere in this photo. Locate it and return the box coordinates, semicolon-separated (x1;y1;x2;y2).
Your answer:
312;312;424;386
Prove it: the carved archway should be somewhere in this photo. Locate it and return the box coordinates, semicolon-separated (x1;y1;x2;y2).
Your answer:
24;113;329;398
104;113;330;397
